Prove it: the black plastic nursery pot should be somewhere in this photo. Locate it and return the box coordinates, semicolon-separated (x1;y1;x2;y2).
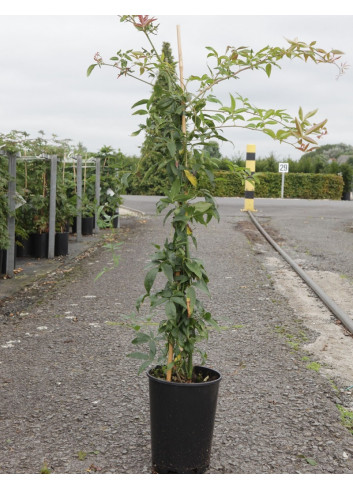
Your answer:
147;365;221;474
55;232;69;256
112;216;118;228
16;237;32;257
31;233;48;259
1;248;17;273
82;216;94;235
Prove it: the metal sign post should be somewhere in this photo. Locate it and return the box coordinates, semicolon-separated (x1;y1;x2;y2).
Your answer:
6;153;17;277
94;158;101;233
76;155;82;242
279;162;289;198
48;155;57;259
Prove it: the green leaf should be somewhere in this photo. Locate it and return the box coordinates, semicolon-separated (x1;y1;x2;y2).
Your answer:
132;109;148;116
305;458;317;466
144;267;159;294
131;99;149;109
171;296;186;308
304;108;318;120
263;128;276;139
165;301;177;321
127;352;150;360
206;94;222;104
265;63;272;77
161;263;174;283
185;261;203;279
138;359;153;375
193;202;213;214
169;179;181;201
167;140;176;158
194;279;210;295
132;333;150;345
87;64;97;77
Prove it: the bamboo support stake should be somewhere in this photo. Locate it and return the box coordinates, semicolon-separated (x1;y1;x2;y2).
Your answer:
186;298;191;318
165;25;187;382
177;25;186;135
166;343;173;382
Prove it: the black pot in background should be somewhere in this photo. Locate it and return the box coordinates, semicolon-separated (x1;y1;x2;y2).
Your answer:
16;236;32;257
31;233;48;259
71;217;77;234
147;365;221;474
112;216;118;228
82;216;94;235
55;232;69;256
1;248;17;274
106;209;119;228
61;221;70;233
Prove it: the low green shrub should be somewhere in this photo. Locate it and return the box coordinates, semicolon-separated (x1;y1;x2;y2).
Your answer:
130;171;343;200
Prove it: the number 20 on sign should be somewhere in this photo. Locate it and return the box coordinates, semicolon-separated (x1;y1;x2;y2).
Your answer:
279;162;289;198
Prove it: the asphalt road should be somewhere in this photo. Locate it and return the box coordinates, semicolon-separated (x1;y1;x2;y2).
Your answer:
2;197;353;474
123;195;353;279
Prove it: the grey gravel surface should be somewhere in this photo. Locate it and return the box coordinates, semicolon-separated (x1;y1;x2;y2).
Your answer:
254;202;353;279
1;213;353;474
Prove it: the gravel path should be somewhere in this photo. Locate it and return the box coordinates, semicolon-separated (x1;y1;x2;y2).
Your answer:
1;213;353;474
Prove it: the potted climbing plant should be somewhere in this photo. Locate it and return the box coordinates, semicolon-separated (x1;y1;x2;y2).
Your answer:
88;15;345;473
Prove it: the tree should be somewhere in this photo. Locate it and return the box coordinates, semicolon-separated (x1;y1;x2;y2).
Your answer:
131;41;179;194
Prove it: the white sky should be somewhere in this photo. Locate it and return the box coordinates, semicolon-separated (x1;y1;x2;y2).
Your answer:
1;1;353;161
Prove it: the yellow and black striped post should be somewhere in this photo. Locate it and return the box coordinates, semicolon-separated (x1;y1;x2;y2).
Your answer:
242;144;256;212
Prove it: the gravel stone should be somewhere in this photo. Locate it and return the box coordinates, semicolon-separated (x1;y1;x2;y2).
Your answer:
1;214;353;474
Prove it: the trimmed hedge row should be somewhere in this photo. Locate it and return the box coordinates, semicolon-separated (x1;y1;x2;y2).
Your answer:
197;171;344;200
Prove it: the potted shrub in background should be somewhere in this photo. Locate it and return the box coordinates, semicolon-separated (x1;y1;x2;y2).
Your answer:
90;15;345;474
80;194;96;235
0;156;10;275
55;181;76;256
27;174;50;259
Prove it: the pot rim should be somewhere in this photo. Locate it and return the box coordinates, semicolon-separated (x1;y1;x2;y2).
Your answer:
147;365;221;387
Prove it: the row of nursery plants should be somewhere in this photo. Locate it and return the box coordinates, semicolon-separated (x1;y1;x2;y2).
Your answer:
0;136;129;268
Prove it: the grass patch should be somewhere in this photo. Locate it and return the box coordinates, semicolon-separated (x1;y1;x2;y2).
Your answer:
337;405;353;435
306;362;321;372
40;462;51;474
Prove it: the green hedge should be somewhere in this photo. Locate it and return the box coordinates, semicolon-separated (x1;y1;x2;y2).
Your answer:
197;171;343;200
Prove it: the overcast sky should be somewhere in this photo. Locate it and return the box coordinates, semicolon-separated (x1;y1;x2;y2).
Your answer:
1;2;353;161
